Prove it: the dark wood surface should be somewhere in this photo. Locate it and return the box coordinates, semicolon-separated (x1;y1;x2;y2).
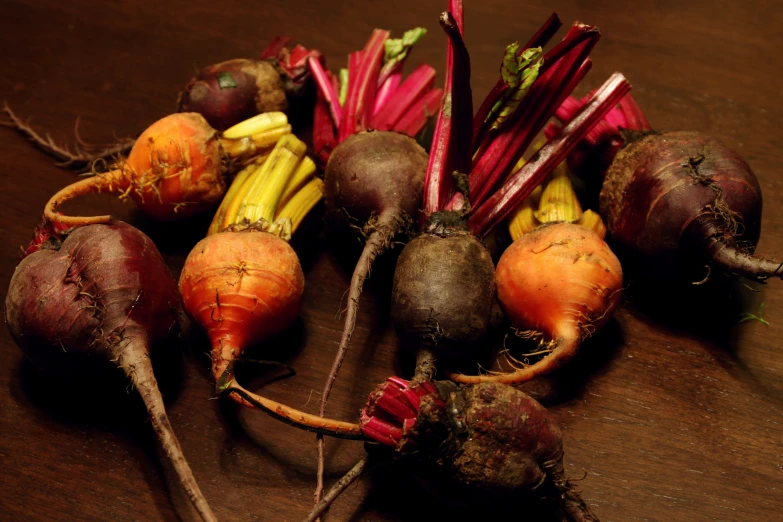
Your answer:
2;1;782;521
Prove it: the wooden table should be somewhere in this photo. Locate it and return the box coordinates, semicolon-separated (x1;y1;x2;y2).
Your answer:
2;1;782;520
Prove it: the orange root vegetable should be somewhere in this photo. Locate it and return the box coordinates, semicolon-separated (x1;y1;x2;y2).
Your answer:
44;112;291;225
449;172;622;384
179;134;321;406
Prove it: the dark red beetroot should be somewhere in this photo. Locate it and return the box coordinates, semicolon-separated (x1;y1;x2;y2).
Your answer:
300;377;597;521
5;222;216;522
599;131;781;281
548;93;782;282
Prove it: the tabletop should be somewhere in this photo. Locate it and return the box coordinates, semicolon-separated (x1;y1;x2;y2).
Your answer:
1;1;782;521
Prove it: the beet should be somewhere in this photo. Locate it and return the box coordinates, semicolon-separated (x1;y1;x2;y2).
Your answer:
391;217;496;364
178;58;289;131
599;131;780;281
5;222;216;522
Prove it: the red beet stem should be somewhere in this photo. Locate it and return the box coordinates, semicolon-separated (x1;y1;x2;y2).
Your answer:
338;30;389;141
468;24;599;209
392;87;443;137
309;56;343;128
370;64;437;130
373;70;403;115
422;3;473;216
471;13;563;148
260;36;291;59
312;75;337;168
117;341;217;522
469;72;631;236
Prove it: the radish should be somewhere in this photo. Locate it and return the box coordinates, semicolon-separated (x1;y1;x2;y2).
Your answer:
549;93;783;283
5;221;216;522
43;111;291;225
179;134;323;407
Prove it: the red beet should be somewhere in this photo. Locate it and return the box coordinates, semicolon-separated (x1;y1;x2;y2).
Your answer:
5;222;216;522
599;131;781;281
178;59;290;131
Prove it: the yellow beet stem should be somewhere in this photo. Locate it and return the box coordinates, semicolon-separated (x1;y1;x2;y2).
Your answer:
277;156;317;209
508;185;542;240
219;125;293;159
577;209;607;239
208;162;259;235
238;135;307;224
275;178;324;234
222;111;288;139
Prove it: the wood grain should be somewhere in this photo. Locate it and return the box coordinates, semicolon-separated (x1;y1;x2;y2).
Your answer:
1;1;781;521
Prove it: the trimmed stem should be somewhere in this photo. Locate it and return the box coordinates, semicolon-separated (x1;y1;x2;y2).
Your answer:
305;457;371;522
260;36;291;59
309;57;343;129
373;70;402;116
370;64;437;130
392;87;443;137
422;7;472;216
412;346;437;384
44;169;125;226
275;178;324;234
339;30;389;141
116;342;216;522
223;381;366;440
468;73;630;237
446;336;578;385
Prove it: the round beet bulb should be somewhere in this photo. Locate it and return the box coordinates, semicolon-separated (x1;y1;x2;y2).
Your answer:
179;58;288;130
600;131;780;281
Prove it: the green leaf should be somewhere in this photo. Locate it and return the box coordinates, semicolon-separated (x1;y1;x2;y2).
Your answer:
338;68;349;106
384;27;427;65
737;302;770;325
217;72;237;89
485;45;543;130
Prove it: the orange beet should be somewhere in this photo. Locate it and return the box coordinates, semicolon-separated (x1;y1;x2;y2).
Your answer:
178;228;305;386
450;222;622;384
45;113;228;225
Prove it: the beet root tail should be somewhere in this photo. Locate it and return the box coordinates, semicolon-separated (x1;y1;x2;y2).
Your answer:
445;336;579;385
540;459;600;522
315;211;402;505
44;170;124;226
117;343;217;522
705;238;783;282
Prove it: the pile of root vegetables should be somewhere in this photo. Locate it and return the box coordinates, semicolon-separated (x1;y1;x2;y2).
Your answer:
4;2;781;521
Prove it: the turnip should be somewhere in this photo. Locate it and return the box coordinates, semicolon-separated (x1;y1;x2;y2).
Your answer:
548;93;783;283
5;221;216;522
43;111;291;225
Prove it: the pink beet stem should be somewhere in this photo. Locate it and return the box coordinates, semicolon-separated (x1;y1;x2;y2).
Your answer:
472;13;563;148
373;70;402;116
422;1;473;216
370;64;437;130
469;26;598;208
308;56;343;129
338;30;389;141
468;72;631;236
618;93;652;131
392;87;443;137
313;74;337;167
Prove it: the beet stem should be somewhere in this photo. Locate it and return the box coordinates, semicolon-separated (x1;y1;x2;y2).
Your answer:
412;346;437;384
117;342;217;522
304;456;371;522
